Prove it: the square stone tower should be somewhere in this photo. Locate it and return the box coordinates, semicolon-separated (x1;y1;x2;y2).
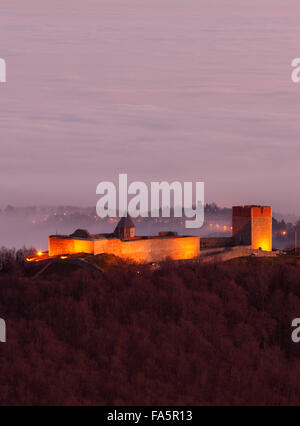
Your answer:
232;205;272;251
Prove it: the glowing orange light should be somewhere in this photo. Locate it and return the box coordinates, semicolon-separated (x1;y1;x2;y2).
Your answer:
60;256;68;259
37;251;43;257
257;239;272;252
281;231;287;236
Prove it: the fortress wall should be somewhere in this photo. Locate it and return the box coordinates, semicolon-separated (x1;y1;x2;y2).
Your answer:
94;238;122;255
49;235;201;263
232;210;252;245
95;237;200;263
251;216;272;251
122;237;200;263
48;237;95;256
200;237;233;249
200;245;276;263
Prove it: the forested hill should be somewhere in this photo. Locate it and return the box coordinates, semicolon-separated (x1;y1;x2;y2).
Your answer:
0;256;300;405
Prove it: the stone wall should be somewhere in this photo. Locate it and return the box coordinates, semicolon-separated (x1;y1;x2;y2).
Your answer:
199;245;276;263
232;207;252;246
200;237;233;249
94;236;201;263
251;216;272;251
48;237;95;257
49;236;201;263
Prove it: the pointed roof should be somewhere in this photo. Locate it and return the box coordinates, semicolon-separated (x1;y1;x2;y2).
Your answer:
114;214;135;232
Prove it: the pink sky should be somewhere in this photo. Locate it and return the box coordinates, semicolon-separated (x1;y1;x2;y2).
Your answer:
1;0;300;213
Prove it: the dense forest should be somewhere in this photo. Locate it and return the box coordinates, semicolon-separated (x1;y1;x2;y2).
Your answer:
0;249;300;405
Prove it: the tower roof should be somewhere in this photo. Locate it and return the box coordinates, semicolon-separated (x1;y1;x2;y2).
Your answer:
70;229;93;239
114;214;135;232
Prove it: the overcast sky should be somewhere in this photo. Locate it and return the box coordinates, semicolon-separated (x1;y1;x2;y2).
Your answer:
1;0;300;214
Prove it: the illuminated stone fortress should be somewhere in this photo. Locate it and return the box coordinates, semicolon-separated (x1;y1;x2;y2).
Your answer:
48;205;272;263
49;215;200;263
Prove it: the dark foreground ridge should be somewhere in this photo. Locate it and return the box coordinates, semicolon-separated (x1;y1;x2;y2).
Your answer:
0;254;300;405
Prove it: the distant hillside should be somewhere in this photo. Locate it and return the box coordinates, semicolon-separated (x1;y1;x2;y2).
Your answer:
0;256;300;405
